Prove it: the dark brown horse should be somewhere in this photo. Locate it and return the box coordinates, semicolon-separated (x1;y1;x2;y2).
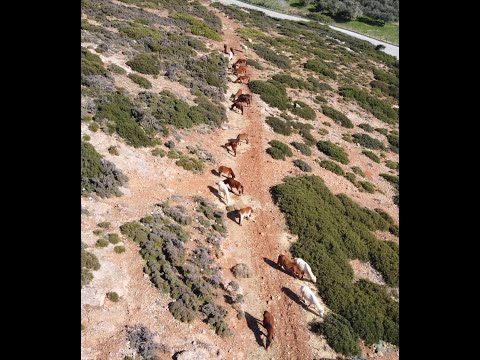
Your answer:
223;139;239;157
230;101;244;115
236;94;252;106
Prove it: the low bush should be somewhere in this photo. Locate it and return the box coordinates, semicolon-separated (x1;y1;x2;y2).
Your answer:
313;313;361;356
106;291;119;302
359;180;375;193
252;43;291;69
81;141;129;198
151;148;166;157
358;123;374;132
314;94;327;103
265;116;292;135
175;155;205;173
114;245;126;253
352;133;385;150
387;134;399;153
345;172;357;185
126;52;160;75
362;150;380;163
267;140;293;161
128;73;152;89
96;238;109;248
81;47;106;77
318;128;329;136
246;58;265;70
98;221;111;229
293;159;312;172
108;233;121;244
108;64;127;75
380;174;399;190
170;12;222;41
272;73;313;90
108;146;119;156
373;68;399;87
375;128;389;136
320;159;345;176
248;80;289;110
304;59;337;80
126;326;159;359
291;142;312;156
321;106;353;128
351;166;365;177
385;160;398;170
340;86;398;124
231;263;252;279
316;140;349;164
291;101;316;120
88;122;99;132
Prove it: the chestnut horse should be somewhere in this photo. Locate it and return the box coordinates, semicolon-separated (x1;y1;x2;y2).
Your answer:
233;64;247;76
238;206;253;225
233;58;247;69
277;254;303;279
223;139;238;157
234;75;250;84
223;178;244;195
236;133;249;145
263;311;275;350
218;165;235;178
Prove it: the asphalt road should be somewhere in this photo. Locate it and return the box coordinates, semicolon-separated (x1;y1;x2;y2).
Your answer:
214;0;399;59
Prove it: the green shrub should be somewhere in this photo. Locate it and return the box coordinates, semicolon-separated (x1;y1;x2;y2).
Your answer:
316;140;349;164
345;172;357;185
370;80;399;100
175;155;205;173
128;73;152;89
96;238;109;248
81;268;94;287
362;150;380;163
340;86;398;124
81;141;128;197
358;123;374;132
83;134;91;141
359;181;375;193
387;134;399;153
248;80;289;110
352;133;385;150
126;53;160;75
291;101;316;120
385;160;398;170
304;59;337;79
323;121;331;127
291;142;312;156
269;140;293;157
88;122;99;132
246;58;265;70
266;147;286;160
108;146;119;156
314;313;361;356
81;47;106;77
81;249;100;271
293;159;312;172
320;160;345;176
114;245;126;254
314;94;327;103
375;127;389;136
272;73;313;90
252;44;291;69
373;68;399;87
98;221;111;229
380;173;399;190
119;22;163;41
108;233;121;244
321;106;353;128
318;128;329;136
108;64;127;75
96;93;154;148
106;291;119;302
351;166;365;177
170;12;222;41
151;148;166;157
265;116;292;135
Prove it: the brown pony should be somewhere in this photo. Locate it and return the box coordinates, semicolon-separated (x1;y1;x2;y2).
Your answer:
223;44;228;54
233;58;247;68
277;254;303;279
218;165;235;178
230;88;242;101
233;64;247;76
236;94;252;106
236;133;249;145
263;311;275;350
223;178;244;195
230;101;244;115
223;139;238;157
234;75;250;84
238;206;253;225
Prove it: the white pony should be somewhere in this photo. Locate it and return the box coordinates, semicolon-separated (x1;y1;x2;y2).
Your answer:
300;285;324;317
228;47;234;62
294;258;317;283
240;43;248;54
217;180;230;205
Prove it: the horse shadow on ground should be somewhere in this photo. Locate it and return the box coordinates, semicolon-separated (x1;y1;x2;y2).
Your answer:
227;210;240;225
211;169;220;177
281;286;318;316
244;311;265;348
207;185;224;204
263;257;279;272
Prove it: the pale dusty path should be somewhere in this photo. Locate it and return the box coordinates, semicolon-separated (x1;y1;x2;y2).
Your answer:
213;0;399;59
